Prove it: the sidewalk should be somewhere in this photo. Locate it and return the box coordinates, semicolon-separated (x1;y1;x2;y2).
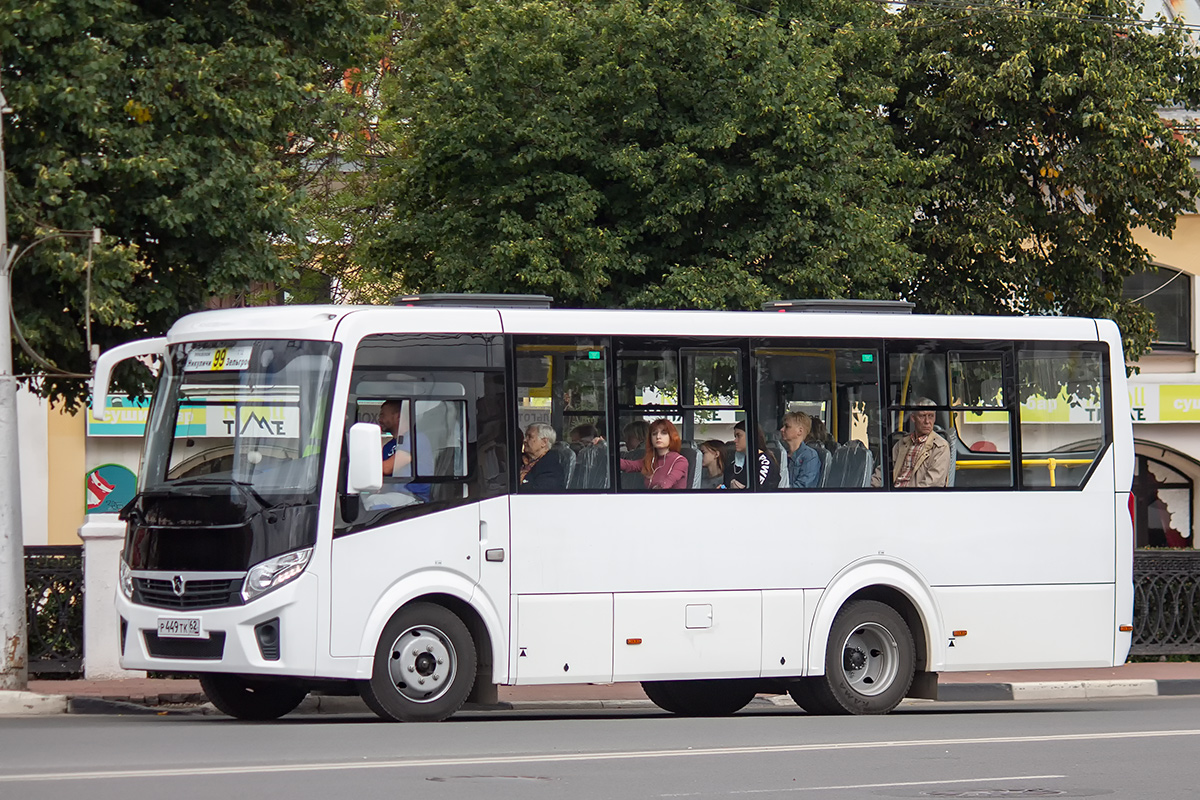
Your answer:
3;661;1199;716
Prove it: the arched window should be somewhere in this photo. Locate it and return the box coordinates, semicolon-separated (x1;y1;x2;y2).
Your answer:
1133;455;1194;549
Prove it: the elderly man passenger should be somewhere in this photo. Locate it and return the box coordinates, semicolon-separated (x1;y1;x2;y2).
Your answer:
520;423;565;491
890;398;950;488
779;411;821;489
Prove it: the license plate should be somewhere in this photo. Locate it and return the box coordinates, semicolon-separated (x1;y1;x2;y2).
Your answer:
157;617;203;639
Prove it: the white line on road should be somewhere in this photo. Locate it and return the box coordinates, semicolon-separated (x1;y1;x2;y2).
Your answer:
660;774;1066;796
0;729;1196;783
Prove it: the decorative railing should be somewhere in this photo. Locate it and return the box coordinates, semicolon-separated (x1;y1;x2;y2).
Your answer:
16;545;1200;673
1131;549;1200;655
24;545;84;677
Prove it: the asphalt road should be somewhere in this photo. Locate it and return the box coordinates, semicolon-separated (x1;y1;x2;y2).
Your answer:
2;696;1198;799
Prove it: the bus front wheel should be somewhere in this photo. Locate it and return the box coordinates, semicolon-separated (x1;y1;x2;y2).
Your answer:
790;600;914;715
199;674;308;720
360;602;477;722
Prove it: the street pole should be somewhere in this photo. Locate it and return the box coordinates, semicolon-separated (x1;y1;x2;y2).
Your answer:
0;78;28;692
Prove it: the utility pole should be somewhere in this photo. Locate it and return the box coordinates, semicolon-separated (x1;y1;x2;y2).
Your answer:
0;78;28;692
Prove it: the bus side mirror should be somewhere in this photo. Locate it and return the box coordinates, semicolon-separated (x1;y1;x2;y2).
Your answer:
347;423;384;494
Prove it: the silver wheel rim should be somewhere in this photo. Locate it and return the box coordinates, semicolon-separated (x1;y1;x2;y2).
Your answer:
386;624;458;704
839;621;899;697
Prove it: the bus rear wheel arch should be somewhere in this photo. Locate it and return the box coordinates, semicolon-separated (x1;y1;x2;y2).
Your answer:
360;601;477;722
790;599;915;715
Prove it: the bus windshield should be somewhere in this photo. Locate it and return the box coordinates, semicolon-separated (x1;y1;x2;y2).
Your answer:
140;340;339;496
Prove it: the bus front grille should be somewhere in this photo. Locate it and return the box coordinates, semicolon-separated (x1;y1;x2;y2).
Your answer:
134;578;243;610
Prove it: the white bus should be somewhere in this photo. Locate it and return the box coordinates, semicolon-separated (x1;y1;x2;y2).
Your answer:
93;296;1134;721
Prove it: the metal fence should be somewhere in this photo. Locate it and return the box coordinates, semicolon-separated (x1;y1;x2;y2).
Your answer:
1131;549;1200;655
17;544;1200;675
24;545;84;677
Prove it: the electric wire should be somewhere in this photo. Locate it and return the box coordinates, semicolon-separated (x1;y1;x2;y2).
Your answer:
1129;266;1188;303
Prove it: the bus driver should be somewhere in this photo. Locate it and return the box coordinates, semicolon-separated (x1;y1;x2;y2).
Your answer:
378;399;433;502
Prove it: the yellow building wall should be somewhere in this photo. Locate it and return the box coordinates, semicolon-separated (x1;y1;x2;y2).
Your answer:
1133;215;1200;276
46;405;86;545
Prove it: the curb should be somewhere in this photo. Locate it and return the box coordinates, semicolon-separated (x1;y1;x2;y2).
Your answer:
0;691;68;716
7;679;1200;716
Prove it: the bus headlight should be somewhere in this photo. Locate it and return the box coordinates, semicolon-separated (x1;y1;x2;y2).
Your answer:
119;559;134;600
242;548;313;603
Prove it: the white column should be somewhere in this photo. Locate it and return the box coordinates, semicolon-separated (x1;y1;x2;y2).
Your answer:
79;514;145;680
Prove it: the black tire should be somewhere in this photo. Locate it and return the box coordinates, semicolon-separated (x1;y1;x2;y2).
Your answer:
641;679;756;716
792;599;915;715
199;674;308;720
359;602;476;722
786;677;844;715
641;681;686;714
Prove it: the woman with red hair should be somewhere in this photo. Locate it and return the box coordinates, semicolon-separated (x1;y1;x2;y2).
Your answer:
618;418;689;490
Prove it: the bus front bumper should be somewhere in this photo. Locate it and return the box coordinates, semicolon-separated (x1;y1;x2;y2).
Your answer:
116;572;320;676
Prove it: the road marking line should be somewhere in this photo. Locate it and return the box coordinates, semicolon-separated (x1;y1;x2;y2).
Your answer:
660;774;1067;797
0;729;1196;783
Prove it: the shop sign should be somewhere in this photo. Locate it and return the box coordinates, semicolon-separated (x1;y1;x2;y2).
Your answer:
87;395;152;437
1129;384;1200;423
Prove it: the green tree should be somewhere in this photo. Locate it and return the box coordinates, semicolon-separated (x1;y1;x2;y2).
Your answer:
366;0;922;311
889;0;1200;358
1;0;377;405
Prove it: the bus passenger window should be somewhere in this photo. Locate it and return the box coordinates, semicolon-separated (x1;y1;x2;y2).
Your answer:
1018;348;1106;488
514;338;611;492
755;344;883;489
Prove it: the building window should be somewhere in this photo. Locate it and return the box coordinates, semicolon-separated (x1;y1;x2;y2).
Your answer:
1133;455;1194;549
1123;267;1192;350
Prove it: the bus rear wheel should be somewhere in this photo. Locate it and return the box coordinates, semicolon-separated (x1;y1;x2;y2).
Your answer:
790;600;914;715
641;679;756;716
199;674;308;720
360;602;476;722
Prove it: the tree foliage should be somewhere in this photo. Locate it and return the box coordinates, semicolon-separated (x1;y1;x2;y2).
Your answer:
889;0;1200;358
1;0;377;405
365;0;922;310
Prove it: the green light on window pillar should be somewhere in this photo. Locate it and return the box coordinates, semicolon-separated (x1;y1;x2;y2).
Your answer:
588;351;601;360
862;354;875;363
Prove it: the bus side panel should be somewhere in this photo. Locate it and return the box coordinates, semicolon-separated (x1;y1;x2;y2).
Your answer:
1100;319;1134;666
513;593;613;684
612;591;761;682
935;583;1116;670
1114;492;1134;665
761;590;806;677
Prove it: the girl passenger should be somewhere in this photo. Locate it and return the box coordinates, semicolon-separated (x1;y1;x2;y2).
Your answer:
699;440;727;489
725;421;780;490
619;418;689;490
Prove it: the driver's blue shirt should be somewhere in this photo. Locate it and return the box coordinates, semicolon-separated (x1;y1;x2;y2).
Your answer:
383;433;433;502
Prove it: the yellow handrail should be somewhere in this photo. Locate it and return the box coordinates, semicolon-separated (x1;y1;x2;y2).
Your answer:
954;457;1093;487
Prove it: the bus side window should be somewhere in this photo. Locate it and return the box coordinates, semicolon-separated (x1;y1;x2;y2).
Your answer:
514;337;612;492
755;344;883;490
1018;347;1106;489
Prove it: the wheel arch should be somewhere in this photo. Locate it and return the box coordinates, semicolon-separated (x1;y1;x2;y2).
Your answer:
806;557;944;677
358;573;507;684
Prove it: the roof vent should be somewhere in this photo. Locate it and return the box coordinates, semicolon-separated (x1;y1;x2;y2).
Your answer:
762;299;915;314
393;293;553;309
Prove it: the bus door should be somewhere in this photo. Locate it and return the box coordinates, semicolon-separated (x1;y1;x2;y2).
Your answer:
330;334;509;659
